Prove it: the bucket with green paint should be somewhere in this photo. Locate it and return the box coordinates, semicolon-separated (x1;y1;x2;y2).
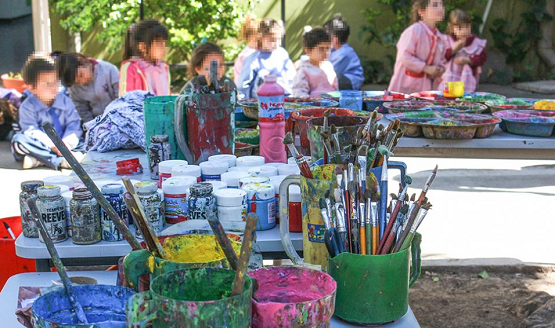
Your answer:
126;268;252;328
122;234;241;291
328;233;422;325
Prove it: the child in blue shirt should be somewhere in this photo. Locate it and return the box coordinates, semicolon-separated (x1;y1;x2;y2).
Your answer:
324;14;365;90
237;19;295;98
11;55;83;170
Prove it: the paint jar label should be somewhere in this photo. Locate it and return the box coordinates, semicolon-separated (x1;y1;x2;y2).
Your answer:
164;194;188;224
39;205;67;243
202;174;222;182
101;198;127;242
267;201;276;225
258;95;285;119
307;223;325;243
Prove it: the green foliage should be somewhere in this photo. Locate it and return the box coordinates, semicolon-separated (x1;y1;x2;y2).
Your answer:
50;0;257;62
359;0;483;84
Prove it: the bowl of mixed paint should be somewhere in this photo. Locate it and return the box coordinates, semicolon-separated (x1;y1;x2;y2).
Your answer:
126;267;252;328
248;266;337;328
493;110;555;137
32;284;135;328
122;234;241;291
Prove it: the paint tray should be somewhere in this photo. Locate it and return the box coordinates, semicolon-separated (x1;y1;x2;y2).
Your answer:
485;98;536;113
459;92;506;103
384;100;487;114
493;110;555;137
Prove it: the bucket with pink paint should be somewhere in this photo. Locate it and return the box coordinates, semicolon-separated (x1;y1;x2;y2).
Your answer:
248;266;336;328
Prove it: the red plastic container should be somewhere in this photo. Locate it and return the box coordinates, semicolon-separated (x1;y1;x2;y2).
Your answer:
116;158;143;175
0;216;36;289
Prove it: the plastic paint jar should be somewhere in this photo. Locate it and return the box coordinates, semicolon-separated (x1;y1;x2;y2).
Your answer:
19;180;44;238
208;154;237;168
269;175;286;220
239;176;270;189
162;176;196;224
148;135;172;180
278;164;301;176
199;161;229;181
36;185;68;243
171;164;201;182
69;187;101;245
116;158;143;176
288;185;302;232
214;188;248;222
241;183;276;231
248;166;278;177
207;181;228;190
158;160;188;187
236;156;265;167
221;171;250;189
101;183;129;242
135;181;164;237
187;183;216;221
43;175;75;191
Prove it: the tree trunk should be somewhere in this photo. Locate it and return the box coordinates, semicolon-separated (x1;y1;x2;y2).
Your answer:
538;1;555;75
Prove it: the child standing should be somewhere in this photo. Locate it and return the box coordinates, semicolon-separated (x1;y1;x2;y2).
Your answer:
56;53;119;123
292;27;338;98
388;0;446;94
181;42;237;93
234;17;259;85
12;55;83;170
119;20;170;96
324;14;364;90
237;19;295;98
440;9;487;93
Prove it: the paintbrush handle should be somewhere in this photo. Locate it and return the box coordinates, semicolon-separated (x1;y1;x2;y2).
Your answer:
393;205;421;253
379;182;388;241
123;194;166;259
28;199;89;324
231;213;257;296
371;226;378;255
360;226;366;255
365;225;372;255
377;201;402;253
207;215;239;271
379;225;398;254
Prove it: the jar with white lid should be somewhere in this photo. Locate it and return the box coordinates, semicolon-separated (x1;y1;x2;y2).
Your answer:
236;156;265;167
239;176;270;189
214;188;247;223
207;180;228;190
248;166;278;177
199;161;229;181
269;175;287;219
162;176;196;224
158;160;188;187
171;164;201;182
221;171;250;188
208;154;237;168
42;175;75;191
241;183;276;231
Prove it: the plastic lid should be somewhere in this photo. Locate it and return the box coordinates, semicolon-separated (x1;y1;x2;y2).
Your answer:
38;185;62;198
264;74;277;82
207;181;228;190
171;164;201;177
287;156;312;165
248;166;278;177
159;160;189;174
208;154;237;167
214;188;247;206
199;161;229;175
226;166;246;172
57;185;70;194
269;175;287;194
241;183;275;200
289;185;301;202
162;176;197;194
220;171;250;187
101;183;124;195
239;176;270;187
21;180;44;192
150;134;169;143
43;175;75;189
135;181;158;194
278;164;301;176
263;163;286;168
236;156;265;167
189;183;213;197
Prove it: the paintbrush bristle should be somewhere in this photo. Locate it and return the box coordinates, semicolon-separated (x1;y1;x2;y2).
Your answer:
331;124;337;134
410;193;416;201
400;204;409;214
283;132;294;145
404;175;413;185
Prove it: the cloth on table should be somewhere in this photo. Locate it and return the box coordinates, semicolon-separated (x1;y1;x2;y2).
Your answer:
84;90;153;152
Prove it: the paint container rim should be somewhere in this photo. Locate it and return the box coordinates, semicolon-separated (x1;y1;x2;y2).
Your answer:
159;160;189;174
171;164;201;177
200;161;230;175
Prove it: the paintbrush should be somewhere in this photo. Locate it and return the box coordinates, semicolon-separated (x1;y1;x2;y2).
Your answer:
320;130;334;165
209;60;219;93
342;169;352;252
283;132;313;179
330;125;343;164
394;165;438;253
28;199;89;324
333;189;349;253
231;213;257;296
320;198;343;257
378;156;388;241
42;122;142;251
398;203;432;252
379;204;409;254
347;163;360;254
207;213;239;271
377;175;412;254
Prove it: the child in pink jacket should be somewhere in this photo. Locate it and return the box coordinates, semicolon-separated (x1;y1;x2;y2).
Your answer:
292;27;338;98
119;20;170;96
389;0;446;94
440;9;487;92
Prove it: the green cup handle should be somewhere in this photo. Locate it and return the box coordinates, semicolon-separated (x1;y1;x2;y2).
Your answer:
409;232;422;288
127;291;159;328
123;249;153;291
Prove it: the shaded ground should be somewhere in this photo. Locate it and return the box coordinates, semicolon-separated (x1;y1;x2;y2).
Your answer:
410;268;555;328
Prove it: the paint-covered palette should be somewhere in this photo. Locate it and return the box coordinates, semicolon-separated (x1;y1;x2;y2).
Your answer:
237;98;339;120
410;90;447;101
384;100;488;114
387;111;501;139
485;98;536;113
493;110;555;137
459;92;506;103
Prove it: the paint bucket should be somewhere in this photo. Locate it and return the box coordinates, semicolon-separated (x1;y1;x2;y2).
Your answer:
249;266;336;328
285;108;356;156
143;96;184;161
122;234;241;291
328;233;422;325
280;165;340;270
0;216;36;289
126;268;252;328
32;284;135;327
306;116;368;163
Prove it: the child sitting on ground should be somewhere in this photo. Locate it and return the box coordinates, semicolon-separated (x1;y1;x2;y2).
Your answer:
181;42;236;93
292;27;338;98
440;9;487;93
12;55;83;170
323;14;364;90
119;20;170;96
56;53;119;123
237;19;295;98
234;16;260;85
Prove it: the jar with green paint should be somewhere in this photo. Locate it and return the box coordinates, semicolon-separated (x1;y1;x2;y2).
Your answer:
69;187;101;245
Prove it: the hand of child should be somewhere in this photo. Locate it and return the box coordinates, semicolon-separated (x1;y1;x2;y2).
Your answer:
454;57;471;66
423;65;444;78
453;39;466;53
51;146;62;156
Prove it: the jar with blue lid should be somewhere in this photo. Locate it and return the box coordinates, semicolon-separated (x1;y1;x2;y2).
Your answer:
241;183;276;231
100;183;129;242
199;161;229;181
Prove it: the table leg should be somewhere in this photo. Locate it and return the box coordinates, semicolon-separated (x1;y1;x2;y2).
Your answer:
35;259;51;272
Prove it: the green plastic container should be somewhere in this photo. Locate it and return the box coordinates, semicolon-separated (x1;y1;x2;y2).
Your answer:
143;96;185;161
328;233;422;325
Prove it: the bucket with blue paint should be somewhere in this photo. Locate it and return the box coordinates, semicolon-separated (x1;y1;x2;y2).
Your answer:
241;183;276;231
32;284;135;328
